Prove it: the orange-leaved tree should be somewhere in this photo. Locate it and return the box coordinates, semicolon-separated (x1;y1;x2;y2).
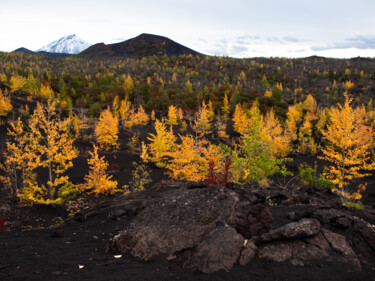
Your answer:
264;109;291;158
166;134;224;182
146;119;176;168
320;93;375;205
80;145;119;195
18;98;79;204
232;103;248;135
95;107;119;150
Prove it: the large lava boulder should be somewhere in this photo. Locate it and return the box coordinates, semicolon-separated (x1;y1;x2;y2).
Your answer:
111;186;240;257
109;184;375;273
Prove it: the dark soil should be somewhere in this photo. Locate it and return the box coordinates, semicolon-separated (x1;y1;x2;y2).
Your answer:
1;180;375;281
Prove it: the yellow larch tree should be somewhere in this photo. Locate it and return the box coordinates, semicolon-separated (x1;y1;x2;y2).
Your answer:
9;74;26;93
151;110;156;121
112;95;120;117
297;118;317;154
118;97;132;124
264;109;291;158
80;145;119;195
222;93;230;118
215;119;229;139
167;104;178;125
207;100;215;122
19;99;79;204
0;118;39;197
0;89;12;116
316;107;331;134
320;93;375;203
285;104;303;142
232;103;248;135
166;134;224;182
132;104;149;126
192;101;212;135
147;119;176;168
177;107;184;123
123;74;134;97
95;107;119;151
38;84;54;100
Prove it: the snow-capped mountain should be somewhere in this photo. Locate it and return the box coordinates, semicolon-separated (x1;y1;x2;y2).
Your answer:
37;34;91;54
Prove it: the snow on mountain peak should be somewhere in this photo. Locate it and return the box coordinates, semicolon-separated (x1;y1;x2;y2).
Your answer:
37;34;91;54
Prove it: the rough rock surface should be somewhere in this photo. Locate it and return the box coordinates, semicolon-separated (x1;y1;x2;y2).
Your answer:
322;229;362;270
260;218;321;242
228;203;273;238
239;240;258;265
110;184;375;273
183;225;244;273
111;186;240;261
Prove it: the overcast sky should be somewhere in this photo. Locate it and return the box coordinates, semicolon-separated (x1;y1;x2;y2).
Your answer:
1;0;375;58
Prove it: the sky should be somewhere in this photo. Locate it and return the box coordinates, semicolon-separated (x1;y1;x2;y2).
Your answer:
1;0;375;58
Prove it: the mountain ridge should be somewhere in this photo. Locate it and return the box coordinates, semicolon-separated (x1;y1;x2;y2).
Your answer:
80;33;203;58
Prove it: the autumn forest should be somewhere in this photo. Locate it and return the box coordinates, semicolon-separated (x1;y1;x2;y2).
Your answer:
1;51;375;209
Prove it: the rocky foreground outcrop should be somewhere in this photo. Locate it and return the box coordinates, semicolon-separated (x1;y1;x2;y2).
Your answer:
109;183;375;273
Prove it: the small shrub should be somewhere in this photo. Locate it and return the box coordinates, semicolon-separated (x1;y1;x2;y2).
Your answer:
298;163;334;190
129;162;152;192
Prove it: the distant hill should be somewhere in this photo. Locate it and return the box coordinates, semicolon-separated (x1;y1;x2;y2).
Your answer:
80;33;203;58
37;34;91;54
13;47;34;54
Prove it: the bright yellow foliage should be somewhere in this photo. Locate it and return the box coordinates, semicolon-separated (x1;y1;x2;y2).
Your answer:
39;84;54;100
132;105;149;126
297;118;317;154
112;96;120;117
0;90;12;116
192;101;212;135
343;80;354;91
216;119;229;139
167;105;178;125
147;119;176;168
9;74;26;93
285;105;303;141
300;94;318;123
316;107;330;134
264;90;272;97
222;93;230;116
18;100;79;204
177;108;184;122
0;118;39;196
166;134;223;181
207;100;215;121
151;110;156;121
81;145;119;195
95;108;119;150
232;104;248;135
140;141;151;162
264;109;291;158
123;74;134;96
118;97;132;124
320;93;375;201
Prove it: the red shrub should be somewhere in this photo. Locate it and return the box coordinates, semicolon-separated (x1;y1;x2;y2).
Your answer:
0;216;5;232
110;163;120;171
206;158;232;188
